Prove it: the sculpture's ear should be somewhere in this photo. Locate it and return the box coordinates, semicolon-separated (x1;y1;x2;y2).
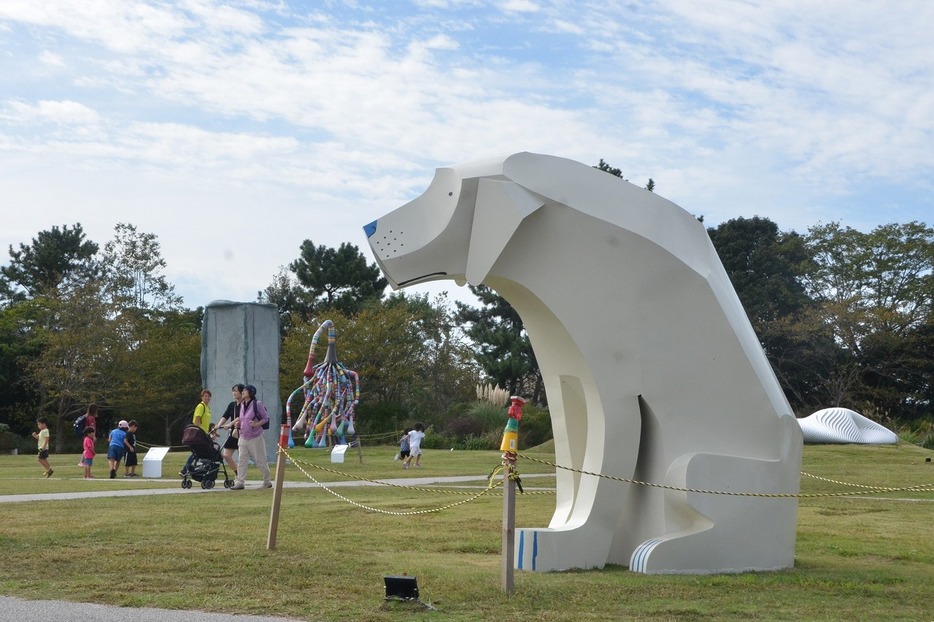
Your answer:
466;179;544;285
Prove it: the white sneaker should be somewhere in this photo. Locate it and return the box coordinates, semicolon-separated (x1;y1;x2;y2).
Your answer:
230;483;245;490
262;481;273;488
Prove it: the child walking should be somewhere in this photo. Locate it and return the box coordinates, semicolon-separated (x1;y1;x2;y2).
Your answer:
32;417;53;478
123;421;139;477
403;423;425;469
81;426;95;478
107;420;129;479
397;428;410;465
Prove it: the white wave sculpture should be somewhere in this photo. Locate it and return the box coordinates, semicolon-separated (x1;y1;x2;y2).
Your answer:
798;408;898;444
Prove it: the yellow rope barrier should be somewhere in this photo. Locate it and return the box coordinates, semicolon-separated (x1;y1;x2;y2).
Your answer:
799;470;911;490
281;447;502;515
517;453;934;498
281;447;496;496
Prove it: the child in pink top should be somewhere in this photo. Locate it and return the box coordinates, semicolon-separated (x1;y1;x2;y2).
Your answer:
81;427;96;478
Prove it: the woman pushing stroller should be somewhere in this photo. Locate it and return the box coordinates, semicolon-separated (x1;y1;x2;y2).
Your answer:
215;384;244;473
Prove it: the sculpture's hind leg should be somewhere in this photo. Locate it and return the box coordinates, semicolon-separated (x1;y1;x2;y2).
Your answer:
630;452;800;574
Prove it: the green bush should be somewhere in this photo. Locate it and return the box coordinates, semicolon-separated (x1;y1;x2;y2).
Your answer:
443;413;486;438
468;401;509;430
445;401;472;419
0;431;21;452
518;403;553;449
419;400;553;450
459;432;500;450
421;432;456;450
422;429;500;450
896;417;934;449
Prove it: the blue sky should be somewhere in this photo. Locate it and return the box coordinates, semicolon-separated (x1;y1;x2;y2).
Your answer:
1;0;932;309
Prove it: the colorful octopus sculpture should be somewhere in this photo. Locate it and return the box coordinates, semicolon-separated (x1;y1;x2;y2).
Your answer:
286;320;360;448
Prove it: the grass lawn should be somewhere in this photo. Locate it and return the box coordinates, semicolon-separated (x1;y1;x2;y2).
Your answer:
1;442;933;621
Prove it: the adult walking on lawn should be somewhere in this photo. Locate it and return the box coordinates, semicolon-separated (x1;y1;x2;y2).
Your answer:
216;384;244;473
230;384;271;490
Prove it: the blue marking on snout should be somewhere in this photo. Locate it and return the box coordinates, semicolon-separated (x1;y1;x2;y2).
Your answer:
363;221;377;238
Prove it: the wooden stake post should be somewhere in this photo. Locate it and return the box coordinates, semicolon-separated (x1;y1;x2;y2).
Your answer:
502;461;517;593
267;423;290;550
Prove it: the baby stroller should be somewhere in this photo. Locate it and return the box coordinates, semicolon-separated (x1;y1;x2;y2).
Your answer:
180;424;233;489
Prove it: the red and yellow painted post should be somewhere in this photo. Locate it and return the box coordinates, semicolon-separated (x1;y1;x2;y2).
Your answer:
500;395;526;593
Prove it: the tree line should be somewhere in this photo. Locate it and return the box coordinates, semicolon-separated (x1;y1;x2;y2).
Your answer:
0;224;202;451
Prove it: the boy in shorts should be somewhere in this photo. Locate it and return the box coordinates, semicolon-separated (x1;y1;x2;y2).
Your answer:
32;417;53;478
107;420;129;479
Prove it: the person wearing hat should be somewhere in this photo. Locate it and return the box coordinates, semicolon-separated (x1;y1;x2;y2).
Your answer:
230;384;272;490
106;420;130;479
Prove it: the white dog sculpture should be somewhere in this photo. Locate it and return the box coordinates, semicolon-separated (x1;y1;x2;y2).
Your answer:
364;152;803;574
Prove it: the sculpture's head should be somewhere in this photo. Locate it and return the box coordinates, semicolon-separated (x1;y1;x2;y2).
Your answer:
364;156;511;289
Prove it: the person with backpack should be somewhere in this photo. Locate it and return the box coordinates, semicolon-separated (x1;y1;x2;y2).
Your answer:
73;404;98;441
230;384;271;490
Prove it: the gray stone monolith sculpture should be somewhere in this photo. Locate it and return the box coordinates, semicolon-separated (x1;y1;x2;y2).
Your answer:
202;301;280;463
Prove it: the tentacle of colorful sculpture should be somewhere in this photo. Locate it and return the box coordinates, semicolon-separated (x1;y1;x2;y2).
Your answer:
285;320;361;448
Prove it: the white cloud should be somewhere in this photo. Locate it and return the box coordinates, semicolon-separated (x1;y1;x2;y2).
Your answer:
0;99;100;126
501;0;540;13
37;50;66;67
0;0;932;309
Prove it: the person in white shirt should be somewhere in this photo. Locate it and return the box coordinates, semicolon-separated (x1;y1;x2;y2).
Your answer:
403;423;425;469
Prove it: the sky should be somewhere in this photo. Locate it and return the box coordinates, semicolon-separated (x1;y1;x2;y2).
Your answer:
1;0;932;311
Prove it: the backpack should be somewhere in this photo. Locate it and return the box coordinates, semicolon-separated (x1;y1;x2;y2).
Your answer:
243;401;270;430
257;401;270;430
73;414;88;438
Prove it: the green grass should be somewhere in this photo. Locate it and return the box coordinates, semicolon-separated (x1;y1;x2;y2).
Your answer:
1;443;934;621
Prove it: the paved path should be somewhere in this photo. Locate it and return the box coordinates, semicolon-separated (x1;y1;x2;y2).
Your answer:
0;595;303;622
0;473;552;504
